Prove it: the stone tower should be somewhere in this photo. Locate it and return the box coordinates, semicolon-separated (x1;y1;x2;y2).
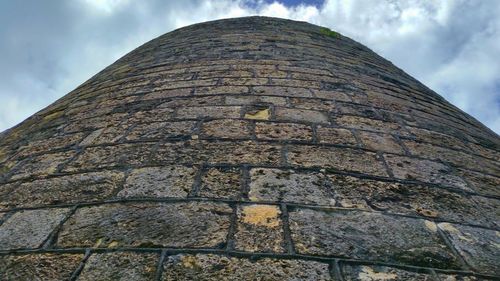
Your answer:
0;17;498;280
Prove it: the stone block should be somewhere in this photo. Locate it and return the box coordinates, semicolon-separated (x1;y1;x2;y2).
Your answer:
289;97;335;111
341;264;431;281
78;252;158;281
195;85;249;95
336;115;408;136
56;202;232;248
255;122;313;141
63;143;154;172
253;86;313;98
316;126;358;145
0;171;124;209
406;126;470;151
126;121;196;141
289;208;460;268
201;119;251;139
176;106;242;119
117;166;195;198
0;253;83;281
326;174;491;226
225;95;287;106
249;168;334;206
438;223;499;275
457;169;499;196
313;90;351;102
358;131;404;154
161;254;331;280
0;208;70;250
288;145;388;177
10;151;76;180
14;132;85;158
199;167;241;199
202;141;282;166
234;204;285;253
384;154;469;189
275;107;329;124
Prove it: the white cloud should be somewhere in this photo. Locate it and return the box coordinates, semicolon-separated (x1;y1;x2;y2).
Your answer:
0;0;499;134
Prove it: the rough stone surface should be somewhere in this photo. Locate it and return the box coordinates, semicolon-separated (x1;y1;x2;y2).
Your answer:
438;223;500;275
78;252;158;280
162;254;331;280
117;166;195;198
234;204;285;253
199;167;241;199
0;17;498;278
384;154;469;189
326;174;492;226
289;208;459;268
0;208;70;250
316;126;358;145
255;122;313;141
0;253;83;281
56;202;232;248
0;171;124;209
288;145;388;176
249;168;334;206
341;264;432;281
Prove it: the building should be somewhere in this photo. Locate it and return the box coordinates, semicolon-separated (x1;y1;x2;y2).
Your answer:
0;17;498;280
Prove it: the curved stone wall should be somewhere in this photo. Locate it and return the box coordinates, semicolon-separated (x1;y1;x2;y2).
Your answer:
0;17;498;280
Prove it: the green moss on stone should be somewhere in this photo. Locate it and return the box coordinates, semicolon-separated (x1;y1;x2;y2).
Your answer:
319;27;340;39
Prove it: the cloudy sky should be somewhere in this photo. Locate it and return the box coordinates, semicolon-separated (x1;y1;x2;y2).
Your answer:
1;0;499;134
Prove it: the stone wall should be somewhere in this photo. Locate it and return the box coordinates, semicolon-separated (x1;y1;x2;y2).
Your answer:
0;17;498;280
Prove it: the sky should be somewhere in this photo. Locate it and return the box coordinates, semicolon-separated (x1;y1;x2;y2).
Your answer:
0;0;499;134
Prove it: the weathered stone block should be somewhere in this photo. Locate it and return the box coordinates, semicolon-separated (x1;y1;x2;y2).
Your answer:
249;168;334;206
0;253;83;281
289;97;335;111
126;121;195;141
288;145;388;177
255;122;313;141
128;107;175;123
234;204;285;253
117;166;195;198
195;85;249;95
14;132;85;158
406;126;470;151
358;131;404;154
162;254;331;280
0;171;124;209
316;126;358;145
253;86;313;98
403;141;499;175
225;95;287;106
78;252;158;281
336;115;408;136
63;143;154;172
438;223;499;275
341;264;431;281
202;141;282;166
289;208;460;268
201;119;251;139
10;151;76;180
199;167;241;199
313;90;351;102
176;106;242;119
326;174;491;226
56;202;232;248
275;107;329;124
384;154;469;189
457;169;499;196
0;208;70;250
